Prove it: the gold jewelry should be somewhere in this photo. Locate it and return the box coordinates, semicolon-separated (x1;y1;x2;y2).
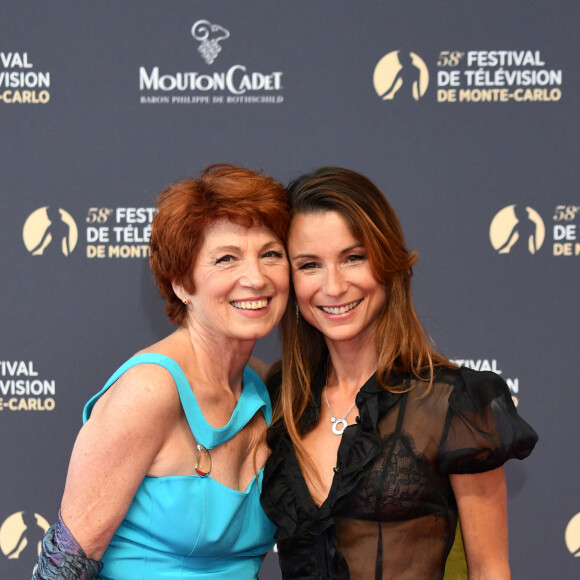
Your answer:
294;302;300;343
195;444;211;476
182;298;188;305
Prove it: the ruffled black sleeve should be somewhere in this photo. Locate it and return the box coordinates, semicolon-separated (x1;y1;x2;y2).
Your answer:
438;367;538;474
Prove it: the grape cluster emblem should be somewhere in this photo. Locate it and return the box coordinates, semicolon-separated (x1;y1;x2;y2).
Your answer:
192;20;230;65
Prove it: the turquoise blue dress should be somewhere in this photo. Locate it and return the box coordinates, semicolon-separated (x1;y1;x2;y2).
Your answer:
83;353;276;580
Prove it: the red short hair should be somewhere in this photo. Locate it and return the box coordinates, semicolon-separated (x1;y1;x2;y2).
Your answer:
149;163;289;325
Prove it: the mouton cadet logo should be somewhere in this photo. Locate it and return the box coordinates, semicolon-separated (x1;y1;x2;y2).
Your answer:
192;19;230;65
139;18;284;105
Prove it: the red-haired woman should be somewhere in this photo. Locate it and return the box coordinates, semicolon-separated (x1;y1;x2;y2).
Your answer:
261;167;538;579
33;164;290;579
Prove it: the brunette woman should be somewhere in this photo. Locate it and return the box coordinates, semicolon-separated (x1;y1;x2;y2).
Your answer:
262;167;537;579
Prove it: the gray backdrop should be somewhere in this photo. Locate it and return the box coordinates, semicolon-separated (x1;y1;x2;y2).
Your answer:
1;1;578;578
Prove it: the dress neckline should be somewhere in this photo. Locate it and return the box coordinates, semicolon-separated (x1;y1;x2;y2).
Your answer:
139;353;272;449
90;353;272;450
294;370;387;511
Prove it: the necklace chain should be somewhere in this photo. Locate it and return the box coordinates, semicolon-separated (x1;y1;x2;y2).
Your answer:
323;384;356;436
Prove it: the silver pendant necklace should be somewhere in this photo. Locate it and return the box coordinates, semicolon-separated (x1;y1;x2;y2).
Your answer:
323;384;356;436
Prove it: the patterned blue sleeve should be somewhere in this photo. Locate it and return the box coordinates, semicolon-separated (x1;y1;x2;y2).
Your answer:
31;512;103;580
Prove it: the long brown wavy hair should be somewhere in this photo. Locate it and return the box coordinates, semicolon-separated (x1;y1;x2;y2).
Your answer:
275;167;453;476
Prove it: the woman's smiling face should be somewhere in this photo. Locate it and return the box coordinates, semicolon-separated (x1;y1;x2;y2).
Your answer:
178;219;289;344
288;211;386;348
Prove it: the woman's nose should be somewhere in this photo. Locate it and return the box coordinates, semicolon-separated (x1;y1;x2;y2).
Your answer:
322;266;347;296
240;260;267;289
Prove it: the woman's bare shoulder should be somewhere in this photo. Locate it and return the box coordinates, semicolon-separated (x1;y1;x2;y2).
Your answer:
90;354;182;427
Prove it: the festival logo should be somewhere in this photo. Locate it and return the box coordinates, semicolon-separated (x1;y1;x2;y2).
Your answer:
373;49;563;104
0;51;50;104
21;206;156;261
373;51;429;101
192;20;230;65
436;50;562;103
0;360;56;412
565;512;580;558
85;206;154;259
552;204;580;257
22;207;78;257
489;205;545;255
0;512;49;561
490;204;580;258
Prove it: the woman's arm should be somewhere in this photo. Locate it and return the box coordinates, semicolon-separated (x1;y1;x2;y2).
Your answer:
60;363;180;559
450;466;510;580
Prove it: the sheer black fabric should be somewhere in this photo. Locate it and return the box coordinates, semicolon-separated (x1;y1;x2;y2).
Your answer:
261;366;537;579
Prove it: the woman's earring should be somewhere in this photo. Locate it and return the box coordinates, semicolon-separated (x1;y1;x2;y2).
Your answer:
182;298;188;305
294;302;300;343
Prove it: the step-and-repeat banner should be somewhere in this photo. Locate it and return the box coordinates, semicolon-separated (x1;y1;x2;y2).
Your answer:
1;2;578;578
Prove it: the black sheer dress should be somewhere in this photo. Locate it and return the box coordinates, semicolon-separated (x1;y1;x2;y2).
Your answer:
261;365;537;579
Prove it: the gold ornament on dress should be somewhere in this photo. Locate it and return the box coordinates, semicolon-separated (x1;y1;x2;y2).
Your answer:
195;444;212;476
